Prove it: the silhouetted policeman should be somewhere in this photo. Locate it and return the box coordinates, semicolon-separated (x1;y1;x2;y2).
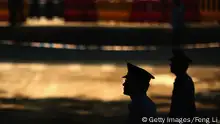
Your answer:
8;0;24;26
122;63;157;124
172;0;185;47
169;49;196;118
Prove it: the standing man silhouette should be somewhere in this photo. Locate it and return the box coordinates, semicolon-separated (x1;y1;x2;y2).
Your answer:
169;49;196;118
8;0;25;26
172;0;185;48
122;63;157;124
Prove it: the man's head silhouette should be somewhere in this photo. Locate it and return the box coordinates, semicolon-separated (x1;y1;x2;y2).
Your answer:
169;49;192;76
122;63;155;96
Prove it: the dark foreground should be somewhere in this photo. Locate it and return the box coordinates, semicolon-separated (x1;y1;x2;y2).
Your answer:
0;95;219;124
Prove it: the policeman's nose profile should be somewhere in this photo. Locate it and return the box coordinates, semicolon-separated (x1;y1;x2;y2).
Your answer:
122;79;127;86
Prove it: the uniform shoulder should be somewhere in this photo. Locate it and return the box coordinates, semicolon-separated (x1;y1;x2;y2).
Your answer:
184;75;195;89
186;75;194;83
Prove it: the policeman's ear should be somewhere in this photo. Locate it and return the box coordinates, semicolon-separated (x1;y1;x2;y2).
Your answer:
179;63;189;71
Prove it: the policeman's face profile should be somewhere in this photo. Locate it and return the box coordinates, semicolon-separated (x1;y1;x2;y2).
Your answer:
122;76;150;95
170;61;175;73
145;81;150;91
170;61;180;74
122;76;133;95
170;61;189;74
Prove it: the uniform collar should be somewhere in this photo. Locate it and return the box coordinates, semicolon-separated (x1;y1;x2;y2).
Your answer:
130;93;148;103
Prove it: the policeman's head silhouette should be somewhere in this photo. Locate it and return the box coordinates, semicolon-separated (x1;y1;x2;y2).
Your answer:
122;63;155;96
169;49;192;76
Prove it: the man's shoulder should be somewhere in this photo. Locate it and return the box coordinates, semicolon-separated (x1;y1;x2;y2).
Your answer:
144;97;157;113
146;96;156;106
185;75;194;85
177;75;195;89
131;97;156;111
176;74;193;82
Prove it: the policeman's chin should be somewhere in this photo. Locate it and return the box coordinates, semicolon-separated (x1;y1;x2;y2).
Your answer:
123;92;130;96
170;68;173;73
123;89;130;96
170;67;174;74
